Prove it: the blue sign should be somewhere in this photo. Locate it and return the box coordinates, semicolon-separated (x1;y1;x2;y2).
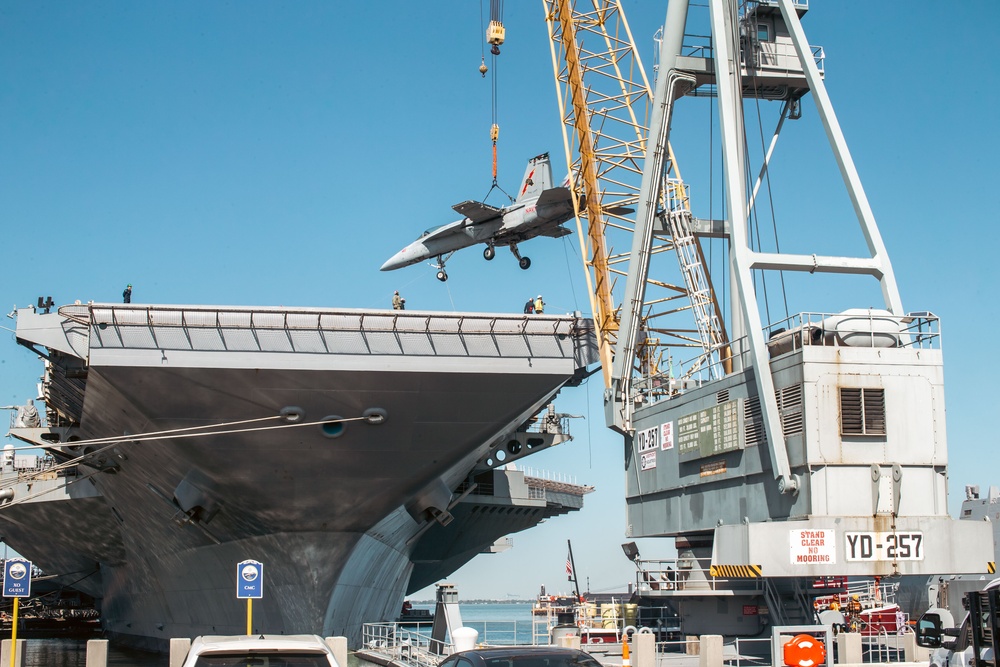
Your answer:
3;558;31;598
236;560;263;599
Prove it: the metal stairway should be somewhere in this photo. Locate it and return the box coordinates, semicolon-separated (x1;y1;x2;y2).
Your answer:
663;178;725;379
763;578;815;627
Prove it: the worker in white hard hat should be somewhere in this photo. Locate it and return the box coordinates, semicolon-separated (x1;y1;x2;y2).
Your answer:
534;295;545;314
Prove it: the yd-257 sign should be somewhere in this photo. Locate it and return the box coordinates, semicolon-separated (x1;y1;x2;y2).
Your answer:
844;532;923;562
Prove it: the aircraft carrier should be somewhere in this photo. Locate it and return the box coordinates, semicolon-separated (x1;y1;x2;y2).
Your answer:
5;301;597;650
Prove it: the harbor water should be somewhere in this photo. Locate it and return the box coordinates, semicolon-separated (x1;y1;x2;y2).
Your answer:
10;638;168;666
436;602;535;645
10;603;533;666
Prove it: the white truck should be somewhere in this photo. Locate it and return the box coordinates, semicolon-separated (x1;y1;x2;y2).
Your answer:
917;578;1000;667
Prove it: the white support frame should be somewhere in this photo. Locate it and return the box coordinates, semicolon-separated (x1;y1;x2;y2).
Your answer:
776;0;903;313
709;0;796;494
609;0;906;497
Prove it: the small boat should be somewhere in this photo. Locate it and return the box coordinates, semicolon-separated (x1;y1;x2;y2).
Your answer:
396;602;433;627
814;577;909;637
537;590;640;645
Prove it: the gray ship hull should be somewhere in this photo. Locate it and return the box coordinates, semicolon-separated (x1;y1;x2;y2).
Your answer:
0;468;113;601
9;304;596;650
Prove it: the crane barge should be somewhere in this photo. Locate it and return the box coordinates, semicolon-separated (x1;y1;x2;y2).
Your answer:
546;0;993;635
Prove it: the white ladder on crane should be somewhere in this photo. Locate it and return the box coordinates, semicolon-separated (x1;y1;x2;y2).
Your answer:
663;178;724;380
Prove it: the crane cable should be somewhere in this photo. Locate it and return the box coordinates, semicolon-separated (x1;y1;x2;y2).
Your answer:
489;0;502;185
481;0;511;201
478;0;487;77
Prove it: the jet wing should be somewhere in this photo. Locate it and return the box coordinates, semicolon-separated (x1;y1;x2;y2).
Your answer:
537;226;573;239
452;200;502;224
534;187;573;207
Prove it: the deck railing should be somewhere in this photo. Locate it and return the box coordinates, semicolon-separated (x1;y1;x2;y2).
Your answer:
59;304;596;365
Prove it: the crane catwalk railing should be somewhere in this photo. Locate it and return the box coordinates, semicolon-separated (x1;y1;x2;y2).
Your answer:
633;311;941;404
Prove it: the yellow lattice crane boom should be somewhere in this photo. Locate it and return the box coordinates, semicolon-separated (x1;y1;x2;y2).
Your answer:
542;0;729;426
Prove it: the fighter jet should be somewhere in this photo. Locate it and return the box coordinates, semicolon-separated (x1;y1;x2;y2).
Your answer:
380;152;575;281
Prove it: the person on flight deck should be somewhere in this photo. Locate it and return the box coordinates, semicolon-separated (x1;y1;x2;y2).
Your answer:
534;295;545;314
15;399;40;428
392;291;405;310
523;297;534;314
123;284;132;303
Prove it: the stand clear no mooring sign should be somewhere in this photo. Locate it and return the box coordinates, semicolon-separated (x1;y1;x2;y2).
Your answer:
237;559;263;599
3;558;31;598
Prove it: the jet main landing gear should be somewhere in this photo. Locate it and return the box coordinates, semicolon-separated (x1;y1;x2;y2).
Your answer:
509;243;531;270
483;245;496;261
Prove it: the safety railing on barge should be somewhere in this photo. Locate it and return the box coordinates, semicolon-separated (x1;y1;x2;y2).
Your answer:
632;559;766;595
361;621;536;667
363;621;918;667
362;623;445;667
634;310;940;404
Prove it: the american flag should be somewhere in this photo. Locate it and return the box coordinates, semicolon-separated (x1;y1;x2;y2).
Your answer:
566;549;574;581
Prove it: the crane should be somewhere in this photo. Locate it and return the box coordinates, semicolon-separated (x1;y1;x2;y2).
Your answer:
539;0;994;636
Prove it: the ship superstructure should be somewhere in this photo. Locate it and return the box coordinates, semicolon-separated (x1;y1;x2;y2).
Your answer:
7;302;597;649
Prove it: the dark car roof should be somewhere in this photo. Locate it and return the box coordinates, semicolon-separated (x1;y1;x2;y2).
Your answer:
453;648;588;658
444;646;600;667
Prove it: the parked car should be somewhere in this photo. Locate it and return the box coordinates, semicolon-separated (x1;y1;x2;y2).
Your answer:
181;634;340;666
438;646;604;667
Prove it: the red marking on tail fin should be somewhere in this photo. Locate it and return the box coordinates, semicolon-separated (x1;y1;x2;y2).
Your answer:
521;169;536;196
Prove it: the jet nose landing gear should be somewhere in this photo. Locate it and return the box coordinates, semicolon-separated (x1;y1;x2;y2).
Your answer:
483;245;496;261
433;254;450;281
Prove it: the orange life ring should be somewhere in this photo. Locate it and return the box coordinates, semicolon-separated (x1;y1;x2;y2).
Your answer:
782;634;826;667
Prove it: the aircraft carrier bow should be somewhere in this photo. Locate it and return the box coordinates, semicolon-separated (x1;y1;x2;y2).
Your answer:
6;302;597;650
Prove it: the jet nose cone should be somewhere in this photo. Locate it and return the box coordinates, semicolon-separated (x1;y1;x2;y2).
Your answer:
380;251;405;272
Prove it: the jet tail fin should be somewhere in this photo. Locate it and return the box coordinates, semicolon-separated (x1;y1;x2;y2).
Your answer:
515;153;553;204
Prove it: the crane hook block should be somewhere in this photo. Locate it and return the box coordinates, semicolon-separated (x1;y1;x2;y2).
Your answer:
491;124;499;142
479;59;488;77
487;20;505;46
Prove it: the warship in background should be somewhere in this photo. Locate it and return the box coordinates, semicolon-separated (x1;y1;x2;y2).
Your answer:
3;301;597;650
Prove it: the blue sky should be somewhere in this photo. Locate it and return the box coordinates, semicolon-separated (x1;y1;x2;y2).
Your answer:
1;1;998;601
